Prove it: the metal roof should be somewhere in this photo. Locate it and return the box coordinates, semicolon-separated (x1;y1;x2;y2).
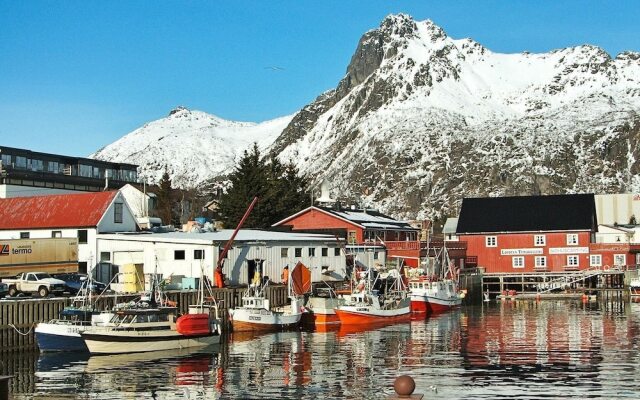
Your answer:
0;191;118;230
456;194;597;234
98;229;339;245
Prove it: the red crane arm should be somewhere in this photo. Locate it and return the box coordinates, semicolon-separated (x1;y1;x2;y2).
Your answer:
216;196;259;269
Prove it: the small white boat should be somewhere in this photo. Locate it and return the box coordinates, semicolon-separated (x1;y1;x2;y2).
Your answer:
229;261;311;332
81;273;222;354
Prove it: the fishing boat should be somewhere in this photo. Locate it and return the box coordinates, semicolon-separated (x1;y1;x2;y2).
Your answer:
81;273;222;354
229;261;311;332
35;276;113;352
629;277;640;297
408;244;463;314
334;263;411;325
301;284;344;328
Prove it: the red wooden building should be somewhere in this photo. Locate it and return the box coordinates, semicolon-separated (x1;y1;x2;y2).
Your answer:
456;194;599;274
273;205;421;267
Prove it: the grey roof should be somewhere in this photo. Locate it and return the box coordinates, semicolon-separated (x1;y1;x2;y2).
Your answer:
98;229;339;245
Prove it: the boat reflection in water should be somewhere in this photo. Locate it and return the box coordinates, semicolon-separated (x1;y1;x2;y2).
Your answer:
10;300;640;399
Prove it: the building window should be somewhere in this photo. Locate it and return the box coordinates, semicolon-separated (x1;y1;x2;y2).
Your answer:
47;161;59;173
308;247;316;257
20;232;29;239
15;156;27;169
295;248;302;257
51;231;62;238
334;247;341;256
78;230;88;244
281;248;289;258
614;254;626;266
194;250;204;260
347;231;357;244
100;252;111;262
374;251;379;260
79;164;92;177
114;203;123;223
486;236;497;247
30;159;43;171
590;254;602;267
174;250;185;260
512;256;524;268
566;234;579;245
535;256;547;268
567;255;579;267
534;235;546;246
321;248;328;257
1;154;11;166
78;262;87;274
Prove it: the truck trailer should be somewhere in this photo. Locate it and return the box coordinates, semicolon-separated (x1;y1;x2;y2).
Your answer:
0;238;78;278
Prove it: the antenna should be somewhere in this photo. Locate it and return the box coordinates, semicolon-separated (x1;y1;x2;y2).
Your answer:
316;179;335;204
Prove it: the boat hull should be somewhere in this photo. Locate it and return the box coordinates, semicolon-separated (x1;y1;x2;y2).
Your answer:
410;295;462;314
334;306;411;325
301;312;340;327
35;323;88;352
81;331;220;354
229;308;302;332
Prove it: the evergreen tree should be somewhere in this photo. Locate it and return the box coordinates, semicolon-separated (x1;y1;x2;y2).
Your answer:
216;144;309;228
156;170;175;226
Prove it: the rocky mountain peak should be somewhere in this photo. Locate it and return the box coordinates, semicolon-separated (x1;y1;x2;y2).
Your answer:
169;106;190;116
379;13;418;37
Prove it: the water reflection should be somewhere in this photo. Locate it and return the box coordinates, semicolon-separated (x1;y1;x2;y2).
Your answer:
3;301;640;399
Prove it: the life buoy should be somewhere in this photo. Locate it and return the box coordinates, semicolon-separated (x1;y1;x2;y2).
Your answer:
356;283;365;292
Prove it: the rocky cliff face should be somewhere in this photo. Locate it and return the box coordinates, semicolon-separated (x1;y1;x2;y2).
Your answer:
272;14;640;220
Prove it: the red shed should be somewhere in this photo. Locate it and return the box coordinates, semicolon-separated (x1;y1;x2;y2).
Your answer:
273;205;421;267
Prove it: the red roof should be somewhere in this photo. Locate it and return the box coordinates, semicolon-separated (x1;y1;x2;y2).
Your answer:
0;191;118;230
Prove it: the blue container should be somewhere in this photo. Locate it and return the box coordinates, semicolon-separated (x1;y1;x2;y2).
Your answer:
194;217;207;225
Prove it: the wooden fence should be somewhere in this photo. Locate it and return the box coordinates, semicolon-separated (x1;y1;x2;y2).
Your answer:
0;285;288;353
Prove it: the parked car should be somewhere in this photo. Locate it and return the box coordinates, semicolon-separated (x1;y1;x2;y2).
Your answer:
53;273;108;295
2;272;67;297
0;282;8;298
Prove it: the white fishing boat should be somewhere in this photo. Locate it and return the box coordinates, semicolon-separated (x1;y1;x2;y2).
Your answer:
334;263;411;325
408;244;463;314
229;261;311;332
81;272;222;354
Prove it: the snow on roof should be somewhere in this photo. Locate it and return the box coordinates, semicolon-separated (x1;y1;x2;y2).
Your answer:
98;229;339;245
443;218;459;234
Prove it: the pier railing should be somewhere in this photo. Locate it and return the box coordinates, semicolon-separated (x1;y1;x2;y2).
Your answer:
0;285;288;353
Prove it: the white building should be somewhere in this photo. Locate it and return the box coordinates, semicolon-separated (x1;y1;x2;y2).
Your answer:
595;193;640;225
0;191;137;273
97;230;347;285
118;183;161;229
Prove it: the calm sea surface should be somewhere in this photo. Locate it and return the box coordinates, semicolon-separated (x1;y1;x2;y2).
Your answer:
3;300;640;399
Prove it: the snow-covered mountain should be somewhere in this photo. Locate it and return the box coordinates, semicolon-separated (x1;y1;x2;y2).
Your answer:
91;107;294;188
272;13;640;220
94;14;640;221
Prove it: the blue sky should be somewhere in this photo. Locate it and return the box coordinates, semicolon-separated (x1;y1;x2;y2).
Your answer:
1;1;639;156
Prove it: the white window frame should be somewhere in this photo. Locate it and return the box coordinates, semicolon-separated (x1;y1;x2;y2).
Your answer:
534;235;546;246
567;255;579;267
486;236;497;247
566;233;579;246
590;254;602;267
512;256;524;268
614;254;626;266
534;256;547;268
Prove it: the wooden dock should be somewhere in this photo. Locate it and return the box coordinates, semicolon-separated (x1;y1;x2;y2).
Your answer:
0;285;288;353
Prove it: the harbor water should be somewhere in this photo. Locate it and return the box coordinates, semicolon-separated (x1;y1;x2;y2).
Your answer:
3;300;640;399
